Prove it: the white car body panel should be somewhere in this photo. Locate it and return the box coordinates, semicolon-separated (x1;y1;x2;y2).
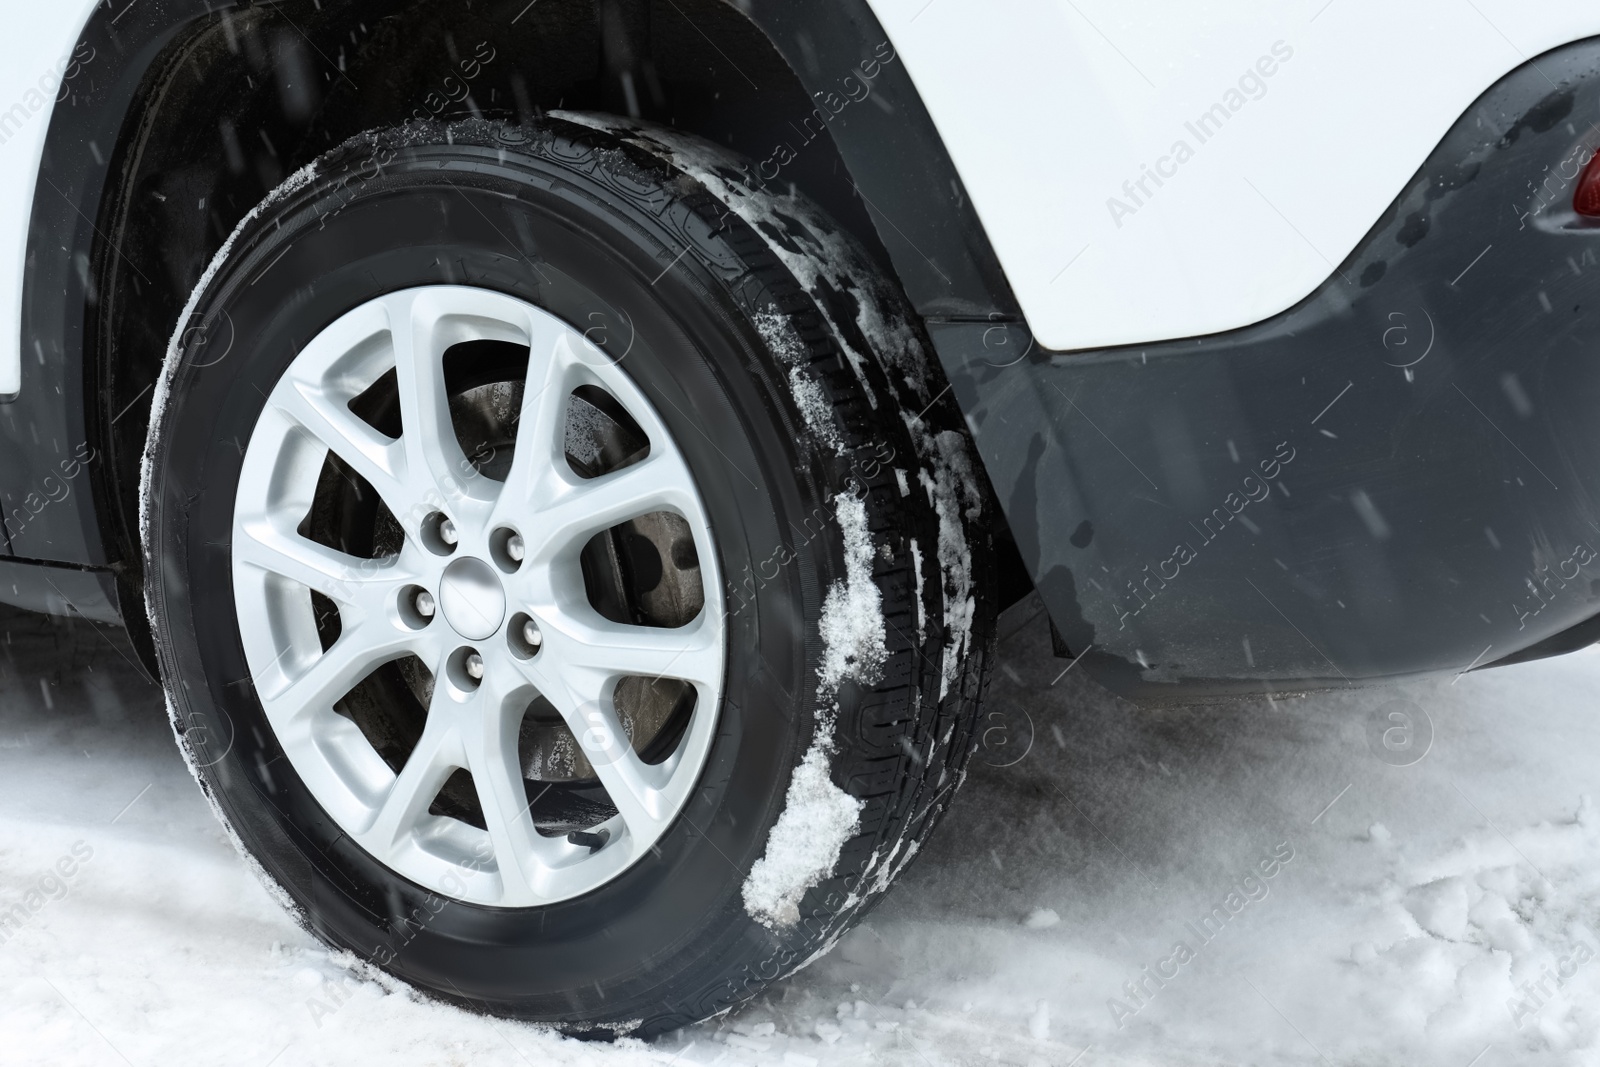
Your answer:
873;0;1600;351
3;3;1599;394
0;1;101;398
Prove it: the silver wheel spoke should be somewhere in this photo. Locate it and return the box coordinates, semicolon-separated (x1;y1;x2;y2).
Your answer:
523;661;672;843
270;379;409;519
363;710;461;849
261;299;415;523
585;740;671;843
495;326;586;515
257;612;416;729
387;291;476;507
551;614;723;689
514;618;715;842
459;682;543;899
523;453;701;564
234;521;408;607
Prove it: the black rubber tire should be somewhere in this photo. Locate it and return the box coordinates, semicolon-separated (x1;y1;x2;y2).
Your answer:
141;116;996;1037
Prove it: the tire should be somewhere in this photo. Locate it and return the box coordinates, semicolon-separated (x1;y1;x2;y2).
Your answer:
140;115;996;1036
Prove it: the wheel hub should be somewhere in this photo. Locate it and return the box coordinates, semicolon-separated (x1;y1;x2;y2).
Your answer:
438;555;506;640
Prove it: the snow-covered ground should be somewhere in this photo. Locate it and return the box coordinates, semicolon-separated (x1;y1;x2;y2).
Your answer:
3;595;1599;1067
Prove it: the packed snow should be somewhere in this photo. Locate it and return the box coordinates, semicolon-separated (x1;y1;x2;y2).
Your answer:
815;492;889;702
748;308;843;455
742;735;865;930
740;491;883;927
786;367;844;454
7;592;1600;1066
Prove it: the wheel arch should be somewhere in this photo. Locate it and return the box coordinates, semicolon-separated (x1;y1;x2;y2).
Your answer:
18;0;1018;609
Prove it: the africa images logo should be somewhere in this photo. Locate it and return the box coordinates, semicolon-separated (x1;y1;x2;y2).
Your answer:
1107;842;1295;1029
1106;41;1295;228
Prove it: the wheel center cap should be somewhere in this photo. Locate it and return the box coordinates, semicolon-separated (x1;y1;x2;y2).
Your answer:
438;557;506;641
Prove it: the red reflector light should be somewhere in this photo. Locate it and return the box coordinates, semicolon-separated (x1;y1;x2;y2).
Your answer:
1578;150;1600;217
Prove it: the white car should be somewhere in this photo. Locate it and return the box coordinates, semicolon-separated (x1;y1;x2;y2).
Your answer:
2;0;1598;1037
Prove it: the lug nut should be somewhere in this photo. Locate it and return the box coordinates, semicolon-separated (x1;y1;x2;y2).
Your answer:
465;652;485;680
506;533;525;562
439;518;459;546
414;590;436;618
522;620;542;649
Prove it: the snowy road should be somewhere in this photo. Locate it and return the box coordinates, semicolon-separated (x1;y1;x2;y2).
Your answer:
3;596;1598;1066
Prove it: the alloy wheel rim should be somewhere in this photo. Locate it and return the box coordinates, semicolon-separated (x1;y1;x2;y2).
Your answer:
230;286;725;907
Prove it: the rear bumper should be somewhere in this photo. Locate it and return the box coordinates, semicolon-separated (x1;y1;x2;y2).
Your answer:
938;38;1600;701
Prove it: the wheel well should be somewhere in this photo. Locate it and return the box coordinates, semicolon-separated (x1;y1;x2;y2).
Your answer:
91;0;895;588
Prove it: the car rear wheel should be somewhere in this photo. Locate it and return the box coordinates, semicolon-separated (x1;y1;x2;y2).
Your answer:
141;116;995;1036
